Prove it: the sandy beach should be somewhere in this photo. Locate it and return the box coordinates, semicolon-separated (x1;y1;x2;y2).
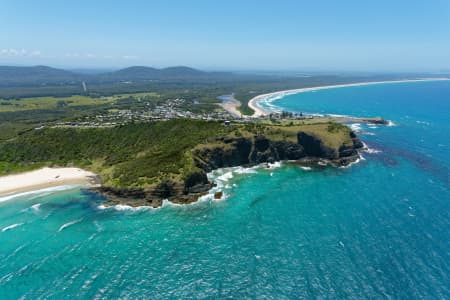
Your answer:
218;95;243;118
0;167;99;196
248;78;450;117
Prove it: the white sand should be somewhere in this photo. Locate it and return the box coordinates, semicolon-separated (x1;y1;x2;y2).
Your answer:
218;95;243;118
219;101;242;118
0;167;98;196
248;78;450;117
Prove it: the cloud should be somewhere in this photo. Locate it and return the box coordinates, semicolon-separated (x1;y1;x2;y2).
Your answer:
29;50;41;57
0;48;41;57
63;52;140;60
122;55;139;60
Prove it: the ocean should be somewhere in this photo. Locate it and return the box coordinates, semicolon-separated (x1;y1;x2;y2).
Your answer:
1;81;449;298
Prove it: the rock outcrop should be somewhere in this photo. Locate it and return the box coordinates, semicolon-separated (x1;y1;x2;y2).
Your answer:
194;131;362;172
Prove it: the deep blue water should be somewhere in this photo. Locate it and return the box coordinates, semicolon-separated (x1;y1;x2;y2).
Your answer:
1;81;449;298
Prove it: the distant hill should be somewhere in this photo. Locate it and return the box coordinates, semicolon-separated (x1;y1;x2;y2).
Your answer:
0;65;235;88
0;66;82;87
97;66;232;82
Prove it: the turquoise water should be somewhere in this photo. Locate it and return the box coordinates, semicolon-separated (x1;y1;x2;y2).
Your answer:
1;81;449;298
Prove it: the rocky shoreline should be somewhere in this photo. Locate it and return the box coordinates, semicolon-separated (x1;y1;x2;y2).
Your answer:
92;130;364;208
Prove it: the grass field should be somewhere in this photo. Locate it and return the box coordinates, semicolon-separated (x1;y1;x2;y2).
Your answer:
0;92;160;112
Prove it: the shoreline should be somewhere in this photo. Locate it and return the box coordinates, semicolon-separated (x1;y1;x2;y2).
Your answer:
217;94;242;118
248;78;450;117
0;167;99;198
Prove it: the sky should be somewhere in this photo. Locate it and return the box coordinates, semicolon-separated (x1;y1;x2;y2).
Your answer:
1;0;450;72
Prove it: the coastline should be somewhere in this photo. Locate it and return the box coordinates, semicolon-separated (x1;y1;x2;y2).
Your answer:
217;94;242;118
248;78;450;117
0;167;99;198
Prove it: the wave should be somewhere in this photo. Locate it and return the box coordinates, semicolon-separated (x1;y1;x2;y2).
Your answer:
58;218;83;232
267;161;282;169
217;171;233;182
350;123;362;132
364;148;382;154
93;221;104;232
361;142;382;154
98;204;155;211
234;166;258;174
387;120;396;126
416;120;431;125
300;166;312;171
361;132;376;136
0;185;80;203
2;223;24;232
339;156;364;169
31;203;41;211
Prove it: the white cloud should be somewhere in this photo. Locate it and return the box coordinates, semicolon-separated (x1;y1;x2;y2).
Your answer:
0;48;41;57
65;52;80;57
29;50;41;57
122;55;139;60
62;52;140;60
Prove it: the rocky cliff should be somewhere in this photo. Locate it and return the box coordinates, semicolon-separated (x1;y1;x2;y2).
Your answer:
95;129;363;207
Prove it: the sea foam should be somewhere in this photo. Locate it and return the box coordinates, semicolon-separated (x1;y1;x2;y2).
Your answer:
58;218;83;232
2;223;24;233
0;185;80;203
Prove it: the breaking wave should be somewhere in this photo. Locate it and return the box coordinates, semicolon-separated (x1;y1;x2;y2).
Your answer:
58;218;83;232
0;185;80;203
2;223;24;233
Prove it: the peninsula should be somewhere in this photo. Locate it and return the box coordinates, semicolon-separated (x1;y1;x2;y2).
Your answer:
0;119;364;207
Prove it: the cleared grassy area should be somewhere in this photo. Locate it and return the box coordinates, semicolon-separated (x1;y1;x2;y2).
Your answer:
0;95;114;112
0;92;160;112
242;121;353;149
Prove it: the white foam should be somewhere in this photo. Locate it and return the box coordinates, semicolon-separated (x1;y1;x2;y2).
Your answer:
416;120;430;125
0;185;80;203
31;203;41;211
58;218;83;232
300;166;312;171
361;132;376;136
98;204;156;211
217;171;233;182
349;123;362;132
318;160;328;166
339;157;363;169
361;142;382;154
387;120;396;126
234;166;258;174
364;148;382;154
267;161;282;169
2;223;24;232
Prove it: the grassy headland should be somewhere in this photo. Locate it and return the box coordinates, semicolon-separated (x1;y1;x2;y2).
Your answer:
0;119;362;206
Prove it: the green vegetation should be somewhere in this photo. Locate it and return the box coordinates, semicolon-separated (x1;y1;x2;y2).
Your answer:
0;93;163;112
0;119;353;189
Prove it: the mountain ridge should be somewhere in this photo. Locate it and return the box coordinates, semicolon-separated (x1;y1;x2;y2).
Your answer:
0;65;234;87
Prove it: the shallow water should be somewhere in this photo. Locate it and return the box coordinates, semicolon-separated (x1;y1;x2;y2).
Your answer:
1;81;449;298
